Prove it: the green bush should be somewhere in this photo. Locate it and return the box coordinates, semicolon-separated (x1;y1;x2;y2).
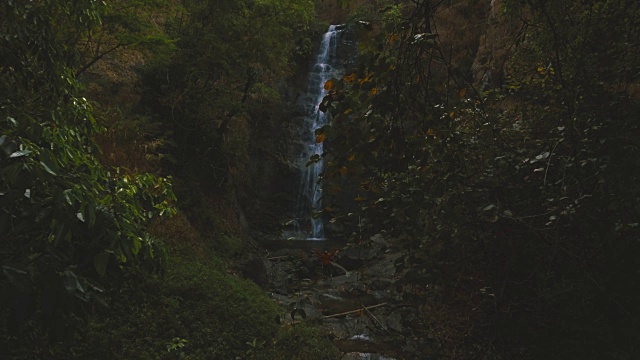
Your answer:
71;253;279;360
262;325;342;360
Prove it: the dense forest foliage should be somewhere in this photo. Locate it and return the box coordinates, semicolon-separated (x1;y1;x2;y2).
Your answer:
1;0;639;359
319;0;640;358
0;1;337;359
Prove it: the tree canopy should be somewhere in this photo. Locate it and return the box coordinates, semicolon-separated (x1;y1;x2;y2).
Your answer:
0;0;175;344
142;0;316;182
2;0;640;358
317;0;640;357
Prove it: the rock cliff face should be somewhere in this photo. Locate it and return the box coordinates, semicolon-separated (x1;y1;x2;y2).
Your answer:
434;0;520;90
471;0;524;88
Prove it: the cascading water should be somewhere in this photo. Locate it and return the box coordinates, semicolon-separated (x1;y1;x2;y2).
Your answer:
286;25;344;241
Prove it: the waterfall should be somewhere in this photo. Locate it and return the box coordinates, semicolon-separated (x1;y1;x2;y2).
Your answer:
287;25;343;241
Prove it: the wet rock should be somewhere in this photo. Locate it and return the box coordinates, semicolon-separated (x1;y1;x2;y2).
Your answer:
271;248;307;259
336;253;365;270
369;277;395;291
324;274;369;295
291;302;323;321
261;240;424;360
241;258;289;293
335;335;379;353
337;245;384;271
341;353;398;360
317;292;361;315
385;310;404;333
270;292;323;322
370;290;397;304
370;234;387;247
361;253;402;278
323;318;351;339
388;306;420;334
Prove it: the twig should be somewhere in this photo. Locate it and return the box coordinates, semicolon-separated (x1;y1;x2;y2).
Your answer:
322;303;388;319
543;139;561;186
360;300;391;334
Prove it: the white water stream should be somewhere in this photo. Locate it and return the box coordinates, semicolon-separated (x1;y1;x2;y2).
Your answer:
287;25;343;240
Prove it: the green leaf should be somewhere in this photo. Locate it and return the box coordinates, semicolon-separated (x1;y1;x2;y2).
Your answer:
305;154;321;167
132;237;142;256
10;150;30;158
87;204;96;227
319;94;332;113
2;265;30;291
63;270;84;293
94;252;110;277
39;148;58;175
63;189;74;205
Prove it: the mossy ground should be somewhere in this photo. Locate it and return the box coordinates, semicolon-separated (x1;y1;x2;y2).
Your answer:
75;211;338;360
2;209;338;359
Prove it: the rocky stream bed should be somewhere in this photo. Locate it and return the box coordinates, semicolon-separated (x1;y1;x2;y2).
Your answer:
242;235;439;359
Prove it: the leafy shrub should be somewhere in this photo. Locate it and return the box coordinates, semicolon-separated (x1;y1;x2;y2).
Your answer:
0;0;176;349
71;253;280;360
262;324;342;360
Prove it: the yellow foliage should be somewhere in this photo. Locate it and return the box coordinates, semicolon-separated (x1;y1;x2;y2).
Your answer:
358;73;374;84
324;79;335;90
343;73;357;83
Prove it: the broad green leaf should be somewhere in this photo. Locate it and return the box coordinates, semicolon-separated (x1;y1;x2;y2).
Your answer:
132;236;142;256
94;252;110;277
87;204;96;227
39;149;58;175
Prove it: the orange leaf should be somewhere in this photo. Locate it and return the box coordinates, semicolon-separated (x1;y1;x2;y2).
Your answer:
358;73;374;84
458;87;467;98
370;87;378;96
316;133;327;143
343;73;356;83
339;166;348;176
324;79;335;90
347;153;356;161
